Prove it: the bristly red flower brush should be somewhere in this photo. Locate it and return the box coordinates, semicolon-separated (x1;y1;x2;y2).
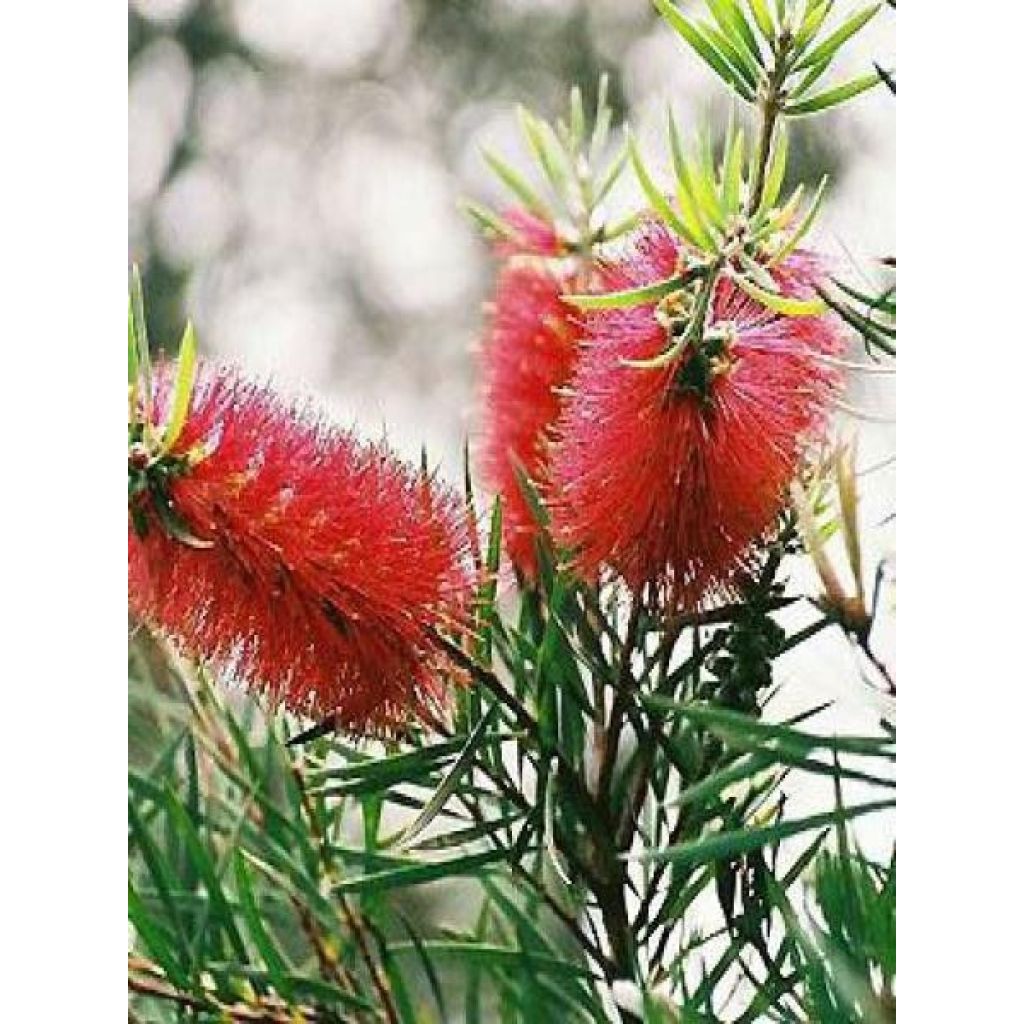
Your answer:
549;219;846;607
479;208;586;576
128;361;472;733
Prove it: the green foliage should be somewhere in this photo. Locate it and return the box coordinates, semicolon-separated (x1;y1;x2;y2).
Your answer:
654;0;891;117
130;495;895;1021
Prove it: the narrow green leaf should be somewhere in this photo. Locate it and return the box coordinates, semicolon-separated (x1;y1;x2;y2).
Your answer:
790;50;833;99
461;199;518;243
723;127;745;213
785;70;883;116
482;148;551;218
594;145;628;204
731;271;827;315
233;852;293;999
542;765;573;887
746;0;775;41
700;19;759;92
628;133;690;241
159;321;198;454
164;791;249;963
128;297;139;388
654;0;756;101
412;811;525;852
569;85;585;152
518;106;569;194
771;174;828;263
309;737;464;788
795;5;881;72
757;120;788;213
129;264;153;429
128;880;191;991
387;940;593;978
795;0;834;49
709;0;764;67
562;273;688;311
641;698;895;758
387;705;500;850
590;73;612;164
676;169;716;250
128;800;190;959
332;847;510;895
831;278;895;316
689;131;726;228
632;800;895;866
399;914;449;1021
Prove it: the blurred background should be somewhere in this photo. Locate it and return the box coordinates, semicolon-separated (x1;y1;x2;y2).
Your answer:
128;0;894;474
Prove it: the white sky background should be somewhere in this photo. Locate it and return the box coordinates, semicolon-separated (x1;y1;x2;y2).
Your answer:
129;0;895;883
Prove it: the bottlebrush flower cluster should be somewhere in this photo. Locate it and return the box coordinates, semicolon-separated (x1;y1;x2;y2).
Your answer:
128;361;472;732
478;208;587;576
548;219;845;607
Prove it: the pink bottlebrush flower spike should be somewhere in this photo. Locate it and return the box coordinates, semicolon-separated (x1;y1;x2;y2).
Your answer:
479;251;583;577
129;360;473;734
549;219;846;607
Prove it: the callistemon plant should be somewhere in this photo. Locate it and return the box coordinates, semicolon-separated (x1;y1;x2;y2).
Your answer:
129;4;896;1023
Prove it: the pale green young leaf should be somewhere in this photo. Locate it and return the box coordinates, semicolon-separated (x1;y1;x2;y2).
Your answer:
732;270;827;315
653;0;756;101
790;50;833;99
482;148;552;218
569;85;585;154
795;0;834;49
699;19;759;92
159;321;198;454
785;70;884;116
710;0;764;67
689;129;725;229
795;4;882;72
589;73;612;164
676;172;717;250
562;274;689;311
746;0;775;41
129;264;153;429
723;126;745;213
594;145;628;204
128;293;139;388
757;119;788;214
518;105;569;194
771;174;828;263
461;199;518;243
628;132;691;241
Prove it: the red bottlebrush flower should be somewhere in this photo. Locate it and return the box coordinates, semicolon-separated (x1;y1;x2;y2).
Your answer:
493;207;566;260
479;254;584;577
549;220;845;607
129;361;472;733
